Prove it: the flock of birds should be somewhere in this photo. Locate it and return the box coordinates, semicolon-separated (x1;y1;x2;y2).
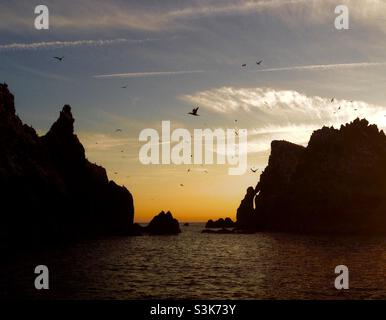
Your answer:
50;55;386;195
183;106;260;181
53;55;263;184
56;56;369;184
331;97;358;114
242;60;263;68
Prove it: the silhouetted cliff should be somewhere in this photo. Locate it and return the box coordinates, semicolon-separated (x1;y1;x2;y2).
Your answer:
237;119;386;234
0;84;134;243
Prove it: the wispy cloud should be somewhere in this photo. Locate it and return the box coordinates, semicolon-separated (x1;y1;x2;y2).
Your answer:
181;86;386;127
2;0;386;33
165;0;305;20
248;124;324;153
80;133;135;151
0;0;306;32
0;38;162;52
182;86;386;155
93;70;206;79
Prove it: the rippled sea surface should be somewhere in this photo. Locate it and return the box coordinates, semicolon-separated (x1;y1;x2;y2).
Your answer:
4;223;386;299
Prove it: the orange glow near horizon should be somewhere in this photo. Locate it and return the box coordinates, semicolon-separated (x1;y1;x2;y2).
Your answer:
82;134;267;223
108;165;260;223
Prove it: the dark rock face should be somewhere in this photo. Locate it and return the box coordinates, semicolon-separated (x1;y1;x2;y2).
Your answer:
205;217;235;228
236;119;386;235
236;187;256;230
145;211;181;235
0;84;135;243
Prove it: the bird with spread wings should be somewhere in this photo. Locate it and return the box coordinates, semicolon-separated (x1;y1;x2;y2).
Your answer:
188;107;200;116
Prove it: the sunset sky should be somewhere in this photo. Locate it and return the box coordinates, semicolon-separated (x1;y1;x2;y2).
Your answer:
1;0;386;222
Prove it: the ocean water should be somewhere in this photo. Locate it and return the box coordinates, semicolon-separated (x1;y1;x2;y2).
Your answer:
4;223;386;299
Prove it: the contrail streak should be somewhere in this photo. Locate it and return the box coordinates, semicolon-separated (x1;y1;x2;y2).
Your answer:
0;38;161;51
254;62;386;72
93;70;206;78
95;62;386;79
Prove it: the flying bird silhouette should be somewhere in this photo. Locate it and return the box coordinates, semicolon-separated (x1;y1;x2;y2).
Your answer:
53;56;64;61
242;64;247;67
251;168;258;173
188;107;200;116
256;60;263;65
115;129;122;132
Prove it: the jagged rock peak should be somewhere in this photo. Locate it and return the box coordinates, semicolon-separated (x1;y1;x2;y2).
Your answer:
0;83;16;116
48;104;75;137
146;211;181;235
341;118;385;137
309;118;386;148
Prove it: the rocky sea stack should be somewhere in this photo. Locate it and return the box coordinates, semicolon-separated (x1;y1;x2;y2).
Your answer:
0;84;135;243
205;217;235;229
237;119;386;235
144;211;181;235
